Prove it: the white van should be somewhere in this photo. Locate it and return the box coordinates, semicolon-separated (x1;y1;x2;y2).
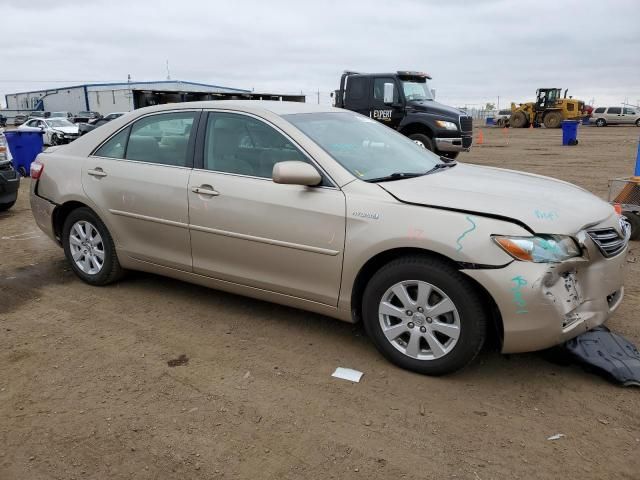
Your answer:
591;106;640;126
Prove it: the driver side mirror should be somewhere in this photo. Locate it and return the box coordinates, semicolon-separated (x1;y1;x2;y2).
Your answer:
272;161;321;186
383;83;395;105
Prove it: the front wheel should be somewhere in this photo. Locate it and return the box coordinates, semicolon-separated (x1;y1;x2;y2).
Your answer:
408;133;434;152
543;111;563;129
624;212;640;241
362;256;487;375
62;207;124;286
635;119;640;127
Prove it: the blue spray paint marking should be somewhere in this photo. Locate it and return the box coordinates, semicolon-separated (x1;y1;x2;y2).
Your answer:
534;209;559;221
511;276;528;314
456;216;477;252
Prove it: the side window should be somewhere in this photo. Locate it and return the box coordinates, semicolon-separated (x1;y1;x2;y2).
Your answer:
204;112;308;179
594;107;606;114
94;127;130;159
607;107;621;114
126;112;196;166
623;108;636;115
372;78;398;105
347;77;366;100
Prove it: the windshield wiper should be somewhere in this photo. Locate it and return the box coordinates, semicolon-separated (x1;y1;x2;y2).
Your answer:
365;171;427;183
425;161;458;174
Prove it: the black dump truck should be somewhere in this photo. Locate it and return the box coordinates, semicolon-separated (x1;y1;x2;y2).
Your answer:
334;71;472;159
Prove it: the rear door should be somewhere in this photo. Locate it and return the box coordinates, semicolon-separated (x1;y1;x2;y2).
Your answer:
606;107;622;124
187;110;346;305
82;110;200;271
623;107;637;124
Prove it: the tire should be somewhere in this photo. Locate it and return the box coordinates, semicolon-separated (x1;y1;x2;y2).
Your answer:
50;134;59;146
595;118;606;127
496;118;505;128
408;133;435;152
510;111;528;128
362;255;487;375
0;200;16;211
543;111;563;129
635;119;640;127
18;166;28;177
62;207;124;286
624;212;640;241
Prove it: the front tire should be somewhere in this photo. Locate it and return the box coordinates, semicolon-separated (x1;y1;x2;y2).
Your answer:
543;111;563;129
408;133;434;152
624;212;640;241
62;207;123;286
635;119;640;127
510;111;528;128
362;256;487;375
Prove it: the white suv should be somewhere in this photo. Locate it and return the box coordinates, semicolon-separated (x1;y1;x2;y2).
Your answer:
591;106;640;127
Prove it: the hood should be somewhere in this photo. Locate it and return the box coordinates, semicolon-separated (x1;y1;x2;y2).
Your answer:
378;163;613;235
407;100;466;118
52;126;79;134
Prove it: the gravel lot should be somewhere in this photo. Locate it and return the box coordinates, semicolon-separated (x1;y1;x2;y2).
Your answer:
1;124;639;479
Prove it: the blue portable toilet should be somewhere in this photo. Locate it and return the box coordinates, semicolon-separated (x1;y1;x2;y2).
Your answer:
4;129;44;176
561;120;579;146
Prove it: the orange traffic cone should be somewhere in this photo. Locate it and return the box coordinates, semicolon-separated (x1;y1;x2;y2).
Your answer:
477;130;484;145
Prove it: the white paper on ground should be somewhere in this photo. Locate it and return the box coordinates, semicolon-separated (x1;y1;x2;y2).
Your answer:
547;433;565;441
331;367;364;383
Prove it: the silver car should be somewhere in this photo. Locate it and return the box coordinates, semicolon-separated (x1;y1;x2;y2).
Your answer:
29;101;630;375
591;106;640;127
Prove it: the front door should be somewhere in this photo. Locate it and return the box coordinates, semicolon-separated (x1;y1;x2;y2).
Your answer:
188;111;346;306
370;77;404;130
82;110;199;270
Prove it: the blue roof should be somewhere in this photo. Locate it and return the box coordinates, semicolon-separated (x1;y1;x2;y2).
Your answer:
6;80;250;96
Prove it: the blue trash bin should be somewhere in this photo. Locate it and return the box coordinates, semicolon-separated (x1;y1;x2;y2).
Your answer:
4;129;44;176
582;117;590;125
561;120;579;146
486;117;495;126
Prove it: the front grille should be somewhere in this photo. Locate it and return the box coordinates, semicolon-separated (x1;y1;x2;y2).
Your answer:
588;227;628;258
459;116;473;133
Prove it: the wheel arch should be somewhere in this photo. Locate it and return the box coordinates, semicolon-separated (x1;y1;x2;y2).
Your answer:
399;122;434;139
52;200;97;244
349;247;503;349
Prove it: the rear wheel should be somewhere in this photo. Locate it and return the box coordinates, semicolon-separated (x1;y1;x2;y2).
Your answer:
62;207;124;286
408;133;434;152
0;200;16;211
543;111;563;129
635;119;640;127
510;111;528;128
362;255;487;375
595;118;606;127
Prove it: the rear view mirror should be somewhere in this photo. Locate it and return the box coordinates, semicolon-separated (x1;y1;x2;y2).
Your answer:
272;161;321;186
383;83;394;105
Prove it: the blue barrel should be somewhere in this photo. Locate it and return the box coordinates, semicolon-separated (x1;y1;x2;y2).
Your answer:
561;120;579;146
582;117;590;125
4;130;44;176
486;117;495;126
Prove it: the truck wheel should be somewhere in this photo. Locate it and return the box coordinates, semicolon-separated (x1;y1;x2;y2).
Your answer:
510;111;528;128
408;133;434;152
543;111;563;128
624;212;640;241
0;200;16;211
595;118;606;127
362;255;487;376
496;118;505;128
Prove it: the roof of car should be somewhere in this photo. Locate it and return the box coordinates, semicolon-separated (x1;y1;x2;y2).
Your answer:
133;100;343;116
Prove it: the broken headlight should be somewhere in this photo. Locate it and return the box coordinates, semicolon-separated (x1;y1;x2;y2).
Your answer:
492;235;581;263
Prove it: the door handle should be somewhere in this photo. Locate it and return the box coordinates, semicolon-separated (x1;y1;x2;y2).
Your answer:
87;168;107;178
191;185;219;196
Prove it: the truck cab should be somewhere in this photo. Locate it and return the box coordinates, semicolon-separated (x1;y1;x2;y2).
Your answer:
334;71;472;158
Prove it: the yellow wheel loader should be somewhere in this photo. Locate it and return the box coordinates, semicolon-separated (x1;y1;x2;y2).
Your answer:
510;88;586;128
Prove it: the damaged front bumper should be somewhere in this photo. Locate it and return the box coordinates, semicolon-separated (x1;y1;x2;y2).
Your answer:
463;224;628;354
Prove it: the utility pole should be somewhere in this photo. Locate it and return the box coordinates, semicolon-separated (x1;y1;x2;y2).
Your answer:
497;95;500;111
166;60;171;81
317;89;320;105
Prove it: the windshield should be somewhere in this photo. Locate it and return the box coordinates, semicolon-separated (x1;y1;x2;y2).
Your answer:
284;112;441;181
47;118;74;127
401;79;434;102
51;112;67;117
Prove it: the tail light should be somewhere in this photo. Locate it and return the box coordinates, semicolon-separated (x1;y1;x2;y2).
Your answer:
30;161;44;179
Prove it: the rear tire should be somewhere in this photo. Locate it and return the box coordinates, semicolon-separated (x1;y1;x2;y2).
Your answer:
362;255;487;375
408;133;435;152
595;118;606;127
0;200;16;211
543;111;563;129
635;119;640;127
62;207;124;286
510;111;528;128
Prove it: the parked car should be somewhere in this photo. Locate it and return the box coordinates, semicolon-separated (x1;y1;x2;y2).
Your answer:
51;111;75;120
19;117;80;145
0;114;6;128
13;114;27;126
0;130;20;211
494;109;512;127
591;106;640;127
28;111;51;119
78;112;127;136
29;101;630;375
73;111;101;123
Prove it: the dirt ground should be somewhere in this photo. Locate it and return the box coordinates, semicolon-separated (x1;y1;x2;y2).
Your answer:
1;125;639;480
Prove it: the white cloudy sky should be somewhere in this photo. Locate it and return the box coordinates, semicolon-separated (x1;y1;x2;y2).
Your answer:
2;0;639;109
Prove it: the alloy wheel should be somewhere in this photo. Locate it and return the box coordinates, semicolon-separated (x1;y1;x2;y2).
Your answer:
69;220;105;275
378;280;461;360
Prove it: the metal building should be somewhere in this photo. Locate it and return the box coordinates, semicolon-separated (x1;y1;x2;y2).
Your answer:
4;80;305;116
